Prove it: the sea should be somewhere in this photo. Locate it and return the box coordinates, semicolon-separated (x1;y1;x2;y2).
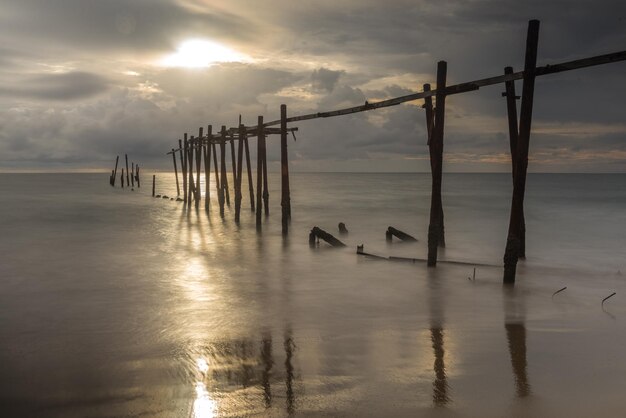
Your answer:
0;172;625;417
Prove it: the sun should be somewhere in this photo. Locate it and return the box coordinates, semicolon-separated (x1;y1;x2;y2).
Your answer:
159;39;252;68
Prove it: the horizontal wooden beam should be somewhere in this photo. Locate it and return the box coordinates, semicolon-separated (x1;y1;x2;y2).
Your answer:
258;50;626;127
166;127;299;154
166;49;626;155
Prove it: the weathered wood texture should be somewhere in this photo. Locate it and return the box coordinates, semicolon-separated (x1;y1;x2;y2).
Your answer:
503;66;525;259
427;61;447;267
504;20;540;284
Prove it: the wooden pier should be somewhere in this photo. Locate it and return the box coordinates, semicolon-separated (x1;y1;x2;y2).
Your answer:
147;19;625;285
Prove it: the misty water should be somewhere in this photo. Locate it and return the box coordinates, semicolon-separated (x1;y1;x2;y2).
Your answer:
1;172;625;417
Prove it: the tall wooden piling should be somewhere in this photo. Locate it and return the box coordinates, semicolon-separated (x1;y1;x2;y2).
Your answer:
219;126;228;217
182;136;188;204
187;135;196;206
230;134;237;189
504;66;525;259
125;154;130;187
427;61;447;267
424;84;445;248
204;125;212;209
256;116;264;229
196;128;203;206
280;104;291;235
262;129;269;216
131;162;135;187
172;148;180;196
112;155;119;186
504;20;540;284
212;142;221;211
135;164;140;188
235;125;245;222
152;174;155;197
110;170;114;186
121;168;125;188
244;135;255;211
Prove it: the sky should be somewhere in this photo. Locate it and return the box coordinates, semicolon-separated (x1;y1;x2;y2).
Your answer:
1;0;625;172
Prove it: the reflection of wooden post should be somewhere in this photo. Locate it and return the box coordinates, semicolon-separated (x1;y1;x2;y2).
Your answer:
280;104;291;235
256;116;264;230
503;66;525;259
244;135;255;212
204;125;212;209
504;20;540;284
284;329;295;415
260;333;273;407
430;327;449;406
235;125;245;222
506;323;531;397
172;149;180;196
427;61;447;267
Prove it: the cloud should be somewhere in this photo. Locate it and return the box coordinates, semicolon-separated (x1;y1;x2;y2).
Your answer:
0;72;110;101
0;0;625;171
311;68;343;92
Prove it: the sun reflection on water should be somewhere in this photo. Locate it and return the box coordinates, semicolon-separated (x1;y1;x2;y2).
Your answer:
193;381;216;418
194;357;216;418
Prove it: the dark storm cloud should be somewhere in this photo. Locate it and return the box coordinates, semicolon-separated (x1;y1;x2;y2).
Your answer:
0;72;109;101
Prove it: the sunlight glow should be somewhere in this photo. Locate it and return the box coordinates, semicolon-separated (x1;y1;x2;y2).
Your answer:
160;39;252;68
194;381;217;418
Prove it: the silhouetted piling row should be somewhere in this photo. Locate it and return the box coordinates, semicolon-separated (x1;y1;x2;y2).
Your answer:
163;107;298;234
109;154;140;189
152;19;625;285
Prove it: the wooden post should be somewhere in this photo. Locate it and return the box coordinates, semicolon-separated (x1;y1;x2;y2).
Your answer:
196;128;203;206
125;154;130;187
182;136;188;204
235;125;245;222
262;126;269;216
219;126;227;217
152;174;155;197
212;141;221;211
256;116;264;230
230;133;237;190
172;148;180;196
244;135;255;211
504;20;540;284
135;164;140;188
131;162;135;187
110;170;114;186
223;139;231;208
503;66;525;259
112;155;119;186
280;104;291;234
121;168;125;188
204;125;212;209
187;135;195;206
427;61;447;267
424;84;445;248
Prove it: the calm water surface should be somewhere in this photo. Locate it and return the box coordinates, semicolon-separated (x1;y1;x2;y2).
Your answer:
0;172;625;417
